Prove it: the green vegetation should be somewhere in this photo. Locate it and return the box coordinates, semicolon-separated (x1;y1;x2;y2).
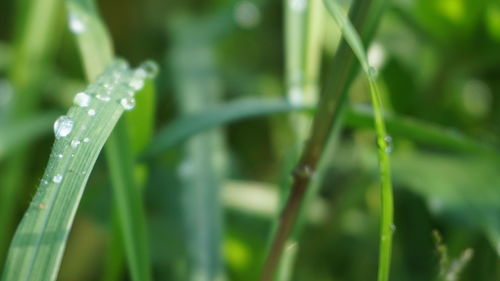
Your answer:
0;0;499;280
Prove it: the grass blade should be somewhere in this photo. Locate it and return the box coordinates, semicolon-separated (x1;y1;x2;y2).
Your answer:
1;62;150;281
66;1;154;280
169;21;226;279
323;0;394;280
105;122;151;281
144;97;496;160
143;98;302;159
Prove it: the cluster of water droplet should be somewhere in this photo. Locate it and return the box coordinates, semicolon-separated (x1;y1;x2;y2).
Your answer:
46;59;159;192
54;59;158;140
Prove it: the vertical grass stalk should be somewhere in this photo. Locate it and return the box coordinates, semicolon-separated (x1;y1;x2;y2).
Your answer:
169;19;226;280
323;0;394;280
275;0;324;279
259;0;389;280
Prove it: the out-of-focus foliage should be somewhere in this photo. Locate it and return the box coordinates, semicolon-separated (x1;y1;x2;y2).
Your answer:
0;0;498;280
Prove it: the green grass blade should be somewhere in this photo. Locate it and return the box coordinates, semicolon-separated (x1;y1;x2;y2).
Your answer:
323;0;394;280
66;1;153;280
143;98;302;159
275;0;325;279
102;78;156;281
169;26;226;279
66;0;113;80
1;62;149;281
105;122;151;281
144;97;496;160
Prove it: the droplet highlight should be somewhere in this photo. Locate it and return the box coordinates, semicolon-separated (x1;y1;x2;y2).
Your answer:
139;61;159;78
53;174;63;183
54;115;74;139
74;92;91;107
96;94;111;102
120;97;136;111
88;109;96;116
69;12;86;34
71;139;81;148
384;135;393;154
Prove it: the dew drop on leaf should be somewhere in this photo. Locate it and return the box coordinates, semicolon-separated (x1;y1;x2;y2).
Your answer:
129;76;145;91
384;135;393;154
71;139;81;148
83;137;90;143
52;174;63;183
54;115;74;139
68;12;86;34
96;94;111;102
88;109;96;116
139;61;159;78
120;97;136;111
73;92;91;107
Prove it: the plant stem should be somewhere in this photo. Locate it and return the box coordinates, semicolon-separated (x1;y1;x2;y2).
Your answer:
259;0;387;279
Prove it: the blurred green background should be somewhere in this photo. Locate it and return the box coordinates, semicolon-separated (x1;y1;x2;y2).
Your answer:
0;0;499;280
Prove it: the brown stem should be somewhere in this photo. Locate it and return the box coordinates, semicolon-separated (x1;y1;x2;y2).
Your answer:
258;0;388;279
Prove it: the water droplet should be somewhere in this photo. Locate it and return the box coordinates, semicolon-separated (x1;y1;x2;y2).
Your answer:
53;174;63;183
54;115;74;139
139;61;159;78
390;224;396;232
73;92;91;107
69;12;86;34
96;94;111;102
290;0;306;12
83;137;90;143
120;97;136;111
88;109;96;116
71;139;81;148
129;76;144;91
57;153;63;158
115;59;130;71
384;135;393;153
42;180;49;185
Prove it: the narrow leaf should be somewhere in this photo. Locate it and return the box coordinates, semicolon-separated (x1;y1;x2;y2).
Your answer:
1;61;149;281
323;1;394;280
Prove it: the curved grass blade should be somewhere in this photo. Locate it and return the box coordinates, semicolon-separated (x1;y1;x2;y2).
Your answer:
323;0;394;280
66;1;154;280
143;98;497;160
1;61;149;281
142;98;303;159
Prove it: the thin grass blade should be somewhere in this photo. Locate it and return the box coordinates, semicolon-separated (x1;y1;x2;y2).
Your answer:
0;62;149;281
323;0;394;280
